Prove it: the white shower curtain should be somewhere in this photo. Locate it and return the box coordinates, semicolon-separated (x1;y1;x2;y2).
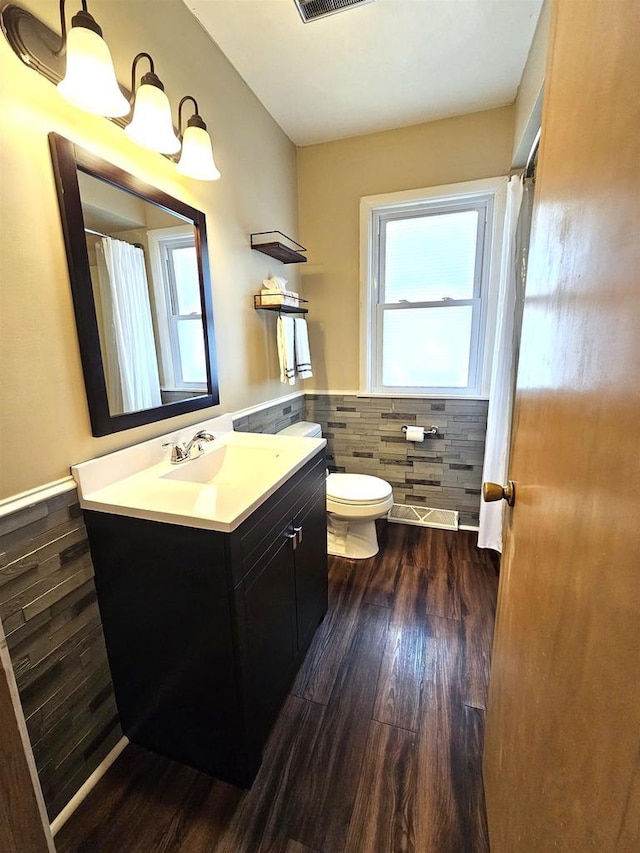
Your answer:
95;237;162;414
478;175;534;551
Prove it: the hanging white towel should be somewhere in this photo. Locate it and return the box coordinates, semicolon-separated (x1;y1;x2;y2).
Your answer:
277;315;296;385
294;317;313;379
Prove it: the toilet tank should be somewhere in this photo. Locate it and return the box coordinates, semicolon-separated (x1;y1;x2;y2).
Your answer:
277;421;322;438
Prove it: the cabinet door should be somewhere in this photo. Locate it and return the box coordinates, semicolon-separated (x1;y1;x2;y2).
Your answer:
293;484;328;654
84;512;246;783
242;535;297;745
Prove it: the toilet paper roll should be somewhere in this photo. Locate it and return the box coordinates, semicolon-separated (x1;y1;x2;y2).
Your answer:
405;426;425;442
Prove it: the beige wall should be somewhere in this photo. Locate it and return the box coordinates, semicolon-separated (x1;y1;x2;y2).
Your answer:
296;106;515;391
0;0;301;500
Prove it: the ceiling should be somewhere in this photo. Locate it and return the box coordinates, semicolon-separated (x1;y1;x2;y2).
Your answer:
182;0;544;147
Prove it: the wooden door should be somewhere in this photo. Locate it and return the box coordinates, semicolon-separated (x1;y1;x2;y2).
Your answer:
483;0;640;850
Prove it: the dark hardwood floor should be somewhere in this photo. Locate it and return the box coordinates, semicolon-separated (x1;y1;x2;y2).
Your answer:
55;522;499;853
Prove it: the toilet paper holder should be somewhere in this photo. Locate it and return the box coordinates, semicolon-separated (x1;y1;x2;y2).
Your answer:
402;424;439;436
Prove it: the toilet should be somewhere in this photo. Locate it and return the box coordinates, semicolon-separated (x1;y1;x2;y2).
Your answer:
278;422;393;559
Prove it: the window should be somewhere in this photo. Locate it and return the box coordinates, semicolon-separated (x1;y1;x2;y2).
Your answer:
360;179;506;396
147;227;208;392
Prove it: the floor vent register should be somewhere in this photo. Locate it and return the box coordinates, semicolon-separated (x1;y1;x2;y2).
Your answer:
387;504;459;531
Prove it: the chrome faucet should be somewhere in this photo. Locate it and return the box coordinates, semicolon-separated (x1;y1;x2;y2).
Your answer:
163;430;216;464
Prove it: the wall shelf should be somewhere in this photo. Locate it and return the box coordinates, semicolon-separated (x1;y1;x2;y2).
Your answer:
250;231;307;264
254;294;308;314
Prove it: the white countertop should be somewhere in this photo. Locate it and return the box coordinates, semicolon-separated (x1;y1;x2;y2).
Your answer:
72;419;325;533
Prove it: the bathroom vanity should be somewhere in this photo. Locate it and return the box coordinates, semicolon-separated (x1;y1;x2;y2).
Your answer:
73;423;327;787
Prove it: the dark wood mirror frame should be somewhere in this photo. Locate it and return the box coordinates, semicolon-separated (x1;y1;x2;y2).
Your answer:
49;133;219;437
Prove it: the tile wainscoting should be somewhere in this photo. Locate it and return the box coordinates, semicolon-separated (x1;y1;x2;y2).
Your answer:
0;487;122;822
306;394;488;527
233;394;306;434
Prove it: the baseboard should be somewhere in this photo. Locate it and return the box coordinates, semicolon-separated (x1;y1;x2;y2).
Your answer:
459;524;480;532
50;736;129;837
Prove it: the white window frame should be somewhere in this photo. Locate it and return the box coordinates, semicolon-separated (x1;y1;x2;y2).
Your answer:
359;177;507;398
147;226;207;393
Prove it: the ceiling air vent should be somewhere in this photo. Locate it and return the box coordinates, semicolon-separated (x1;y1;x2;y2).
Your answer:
294;0;374;24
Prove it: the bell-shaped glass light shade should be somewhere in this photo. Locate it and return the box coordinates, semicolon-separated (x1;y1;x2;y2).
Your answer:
57;25;130;118
125;82;181;154
177;124;221;181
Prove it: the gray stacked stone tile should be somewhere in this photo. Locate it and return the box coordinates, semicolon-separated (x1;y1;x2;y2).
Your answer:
306;394;488;527
232;394;306;434
0;488;122;821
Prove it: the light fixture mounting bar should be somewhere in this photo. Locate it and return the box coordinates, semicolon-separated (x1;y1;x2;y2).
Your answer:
0;2;131;128
1;3;65;81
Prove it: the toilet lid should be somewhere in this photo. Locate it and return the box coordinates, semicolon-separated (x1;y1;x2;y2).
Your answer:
326;473;393;505
278;421;322;438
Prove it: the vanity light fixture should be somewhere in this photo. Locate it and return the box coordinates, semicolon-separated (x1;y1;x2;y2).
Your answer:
125;52;181;155
176;96;221;182
1;3;221;181
0;1;129;117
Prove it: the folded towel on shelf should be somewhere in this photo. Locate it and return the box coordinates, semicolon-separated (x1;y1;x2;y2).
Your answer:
277;315;296;385
294;317;313;379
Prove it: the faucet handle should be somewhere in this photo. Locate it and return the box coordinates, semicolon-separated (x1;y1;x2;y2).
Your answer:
192;430;216;443
162;441;188;464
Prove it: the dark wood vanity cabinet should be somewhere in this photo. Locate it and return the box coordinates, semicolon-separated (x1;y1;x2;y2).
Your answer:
83;450;327;788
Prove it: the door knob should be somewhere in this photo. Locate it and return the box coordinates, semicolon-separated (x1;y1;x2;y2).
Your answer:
482;480;516;506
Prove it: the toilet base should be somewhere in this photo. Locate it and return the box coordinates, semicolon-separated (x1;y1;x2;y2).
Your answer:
327;516;380;559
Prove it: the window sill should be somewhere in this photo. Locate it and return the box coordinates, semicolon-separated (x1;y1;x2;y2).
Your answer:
358;391;489;401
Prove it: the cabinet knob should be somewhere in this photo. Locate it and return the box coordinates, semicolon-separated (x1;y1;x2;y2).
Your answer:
482;480;516;506
293;525;303;546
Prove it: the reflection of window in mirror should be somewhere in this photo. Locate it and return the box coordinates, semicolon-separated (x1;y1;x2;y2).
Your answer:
147;228;207;400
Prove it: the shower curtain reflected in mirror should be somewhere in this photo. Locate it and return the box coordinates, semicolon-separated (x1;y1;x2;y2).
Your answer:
93;236;162;415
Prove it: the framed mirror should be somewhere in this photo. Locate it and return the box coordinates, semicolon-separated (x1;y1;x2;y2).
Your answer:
49;133;219;436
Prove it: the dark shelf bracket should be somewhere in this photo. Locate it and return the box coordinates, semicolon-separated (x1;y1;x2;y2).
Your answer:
250;231;307;264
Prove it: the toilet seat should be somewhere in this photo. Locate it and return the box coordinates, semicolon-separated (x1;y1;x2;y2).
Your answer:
326;473;392;506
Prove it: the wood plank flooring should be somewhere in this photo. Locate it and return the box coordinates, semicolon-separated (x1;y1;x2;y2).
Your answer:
55;523;499;853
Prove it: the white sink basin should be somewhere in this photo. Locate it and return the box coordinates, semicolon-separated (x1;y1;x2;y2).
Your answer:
71;416;326;533
162;442;293;487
